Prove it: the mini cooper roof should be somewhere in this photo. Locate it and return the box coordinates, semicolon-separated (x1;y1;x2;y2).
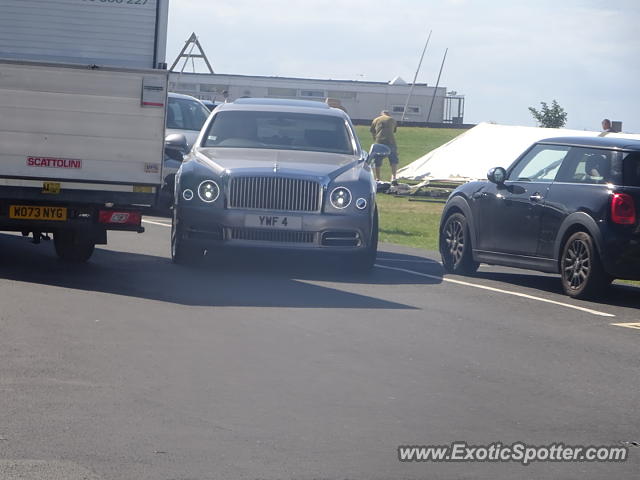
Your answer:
537;136;640;151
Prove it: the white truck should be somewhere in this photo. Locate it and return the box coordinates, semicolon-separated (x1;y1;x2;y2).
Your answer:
0;0;169;262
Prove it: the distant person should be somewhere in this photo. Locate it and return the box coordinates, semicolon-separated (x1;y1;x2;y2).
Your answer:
601;118;612;132
370;110;399;182
222;90;230;103
325;97;348;113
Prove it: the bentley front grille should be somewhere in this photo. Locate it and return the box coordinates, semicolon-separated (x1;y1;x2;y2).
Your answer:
229;227;315;244
229;176;322;212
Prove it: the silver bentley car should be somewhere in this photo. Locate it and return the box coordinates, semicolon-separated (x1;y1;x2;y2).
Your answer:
171;98;390;271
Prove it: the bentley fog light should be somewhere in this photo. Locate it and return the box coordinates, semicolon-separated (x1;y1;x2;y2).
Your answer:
182;189;194;201
198;180;220;203
330;187;352;209
355;197;367;210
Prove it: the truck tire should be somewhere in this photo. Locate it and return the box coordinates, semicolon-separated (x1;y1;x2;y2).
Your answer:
54;230;95;263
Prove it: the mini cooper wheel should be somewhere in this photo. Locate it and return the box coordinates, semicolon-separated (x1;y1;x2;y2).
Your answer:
440;212;479;275
560;231;609;299
171;211;201;265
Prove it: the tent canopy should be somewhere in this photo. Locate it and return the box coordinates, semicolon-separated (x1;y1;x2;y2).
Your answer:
397;122;640;182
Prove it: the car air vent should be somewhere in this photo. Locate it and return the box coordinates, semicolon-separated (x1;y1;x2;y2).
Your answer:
229;176;321;212
186;225;223;241
321;231;361;247
229;227;314;244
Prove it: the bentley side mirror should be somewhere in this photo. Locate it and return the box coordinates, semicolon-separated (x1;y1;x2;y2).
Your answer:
487;167;507;185
368;143;392;164
164;133;189;162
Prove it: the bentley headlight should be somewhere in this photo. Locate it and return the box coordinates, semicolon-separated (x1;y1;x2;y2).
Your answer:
330;187;352;209
198;180;220;203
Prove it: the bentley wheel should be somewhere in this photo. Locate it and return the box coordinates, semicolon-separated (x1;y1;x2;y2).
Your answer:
171;210;200;265
440;212;479;275
351;206;379;273
561;231;609;299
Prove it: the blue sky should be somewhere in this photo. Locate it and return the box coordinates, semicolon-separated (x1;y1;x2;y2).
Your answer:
167;0;639;132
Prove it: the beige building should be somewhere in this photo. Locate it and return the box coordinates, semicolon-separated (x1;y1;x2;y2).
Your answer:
168;72;464;124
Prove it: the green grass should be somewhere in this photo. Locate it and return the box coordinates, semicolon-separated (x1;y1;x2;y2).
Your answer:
376;195;444;250
355;125;465;182
355;125;465;251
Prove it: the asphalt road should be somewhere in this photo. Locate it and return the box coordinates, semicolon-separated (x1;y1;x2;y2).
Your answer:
1;216;638;480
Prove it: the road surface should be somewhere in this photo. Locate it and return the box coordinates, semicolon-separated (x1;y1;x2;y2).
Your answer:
1;217;638;479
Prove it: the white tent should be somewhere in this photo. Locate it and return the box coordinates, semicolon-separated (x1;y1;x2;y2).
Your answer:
397;122;640;182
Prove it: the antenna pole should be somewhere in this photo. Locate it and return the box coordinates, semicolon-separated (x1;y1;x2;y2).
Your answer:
401;29;432;123
427;48;448;123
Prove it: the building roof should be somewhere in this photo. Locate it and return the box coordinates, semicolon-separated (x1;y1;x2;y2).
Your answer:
169;71;428;87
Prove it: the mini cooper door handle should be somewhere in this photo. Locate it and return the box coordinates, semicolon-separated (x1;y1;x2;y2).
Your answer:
529;193;543;202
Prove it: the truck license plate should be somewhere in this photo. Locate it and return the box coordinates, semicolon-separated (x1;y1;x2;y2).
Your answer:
244;214;302;229
9;205;67;221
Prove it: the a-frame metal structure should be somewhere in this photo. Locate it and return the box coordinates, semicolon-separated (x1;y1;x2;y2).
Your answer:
169;32;214;74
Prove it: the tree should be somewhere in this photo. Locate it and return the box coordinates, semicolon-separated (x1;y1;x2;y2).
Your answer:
528;100;567;128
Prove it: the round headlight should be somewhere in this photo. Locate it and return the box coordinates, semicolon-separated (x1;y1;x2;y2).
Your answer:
182;189;194;201
330;187;352;209
355;197;367;210
198;180;220;203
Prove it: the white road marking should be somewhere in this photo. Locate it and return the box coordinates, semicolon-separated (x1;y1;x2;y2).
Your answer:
143;219;171;227
375;263;616;318
375;258;433;263
611;323;640;330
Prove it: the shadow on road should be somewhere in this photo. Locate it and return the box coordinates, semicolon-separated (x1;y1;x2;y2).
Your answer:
0;234;443;310
473;269;640;310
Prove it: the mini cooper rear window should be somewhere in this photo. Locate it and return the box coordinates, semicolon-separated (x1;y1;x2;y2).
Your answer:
623;152;640;187
203;111;354;154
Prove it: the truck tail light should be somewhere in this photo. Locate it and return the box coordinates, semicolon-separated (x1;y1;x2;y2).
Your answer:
611;193;636;225
98;210;142;226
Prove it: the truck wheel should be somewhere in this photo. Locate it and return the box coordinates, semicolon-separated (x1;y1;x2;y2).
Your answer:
54;230;95;263
171;212;200;265
440;212;479;275
560;231;610;299
350;206;378;273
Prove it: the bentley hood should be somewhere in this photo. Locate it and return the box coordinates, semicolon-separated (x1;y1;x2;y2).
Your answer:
195;147;363;182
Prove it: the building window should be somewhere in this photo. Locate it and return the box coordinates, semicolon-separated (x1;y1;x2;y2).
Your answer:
392;105;421;114
176;83;197;91
199;84;228;93
267;87;297;97
328;90;357;100
299;90;325;98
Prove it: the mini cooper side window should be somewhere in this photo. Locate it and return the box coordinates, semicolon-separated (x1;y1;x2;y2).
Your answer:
509;144;570;182
555;147;620;184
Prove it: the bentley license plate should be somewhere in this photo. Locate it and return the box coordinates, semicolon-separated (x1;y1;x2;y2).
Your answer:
9;205;67;221
244;214;302;229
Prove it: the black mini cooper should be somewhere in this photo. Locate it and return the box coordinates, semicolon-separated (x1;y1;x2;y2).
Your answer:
439;136;640;299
